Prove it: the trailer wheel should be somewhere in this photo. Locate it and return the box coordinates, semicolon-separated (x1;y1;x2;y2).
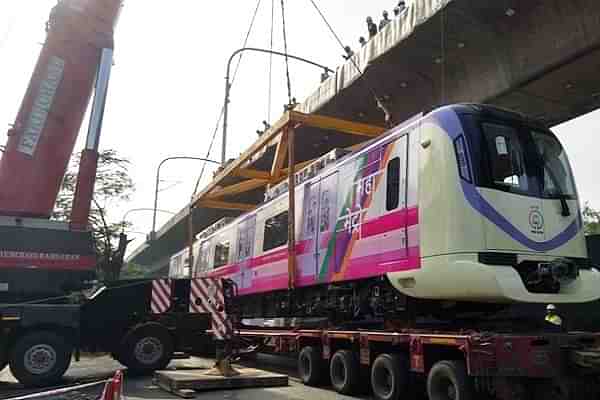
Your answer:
371;353;409;400
298;346;324;386
329;349;359;395
120;324;173;375
9;331;72;387
427;360;472;400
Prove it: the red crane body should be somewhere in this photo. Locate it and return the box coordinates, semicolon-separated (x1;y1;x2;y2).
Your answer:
0;0;121;218
0;0;123;302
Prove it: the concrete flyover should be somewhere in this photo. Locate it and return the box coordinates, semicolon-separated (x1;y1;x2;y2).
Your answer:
127;0;600;273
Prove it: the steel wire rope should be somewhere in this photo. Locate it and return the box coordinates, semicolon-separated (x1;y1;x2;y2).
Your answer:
440;8;446;105
306;0;393;125
268;0;275;122
280;0;293;106
192;0;264;196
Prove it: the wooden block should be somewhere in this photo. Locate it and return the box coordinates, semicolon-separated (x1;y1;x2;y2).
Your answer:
154;367;288;393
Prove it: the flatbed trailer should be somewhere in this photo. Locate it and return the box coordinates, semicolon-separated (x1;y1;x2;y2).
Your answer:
236;326;600;400
0;278;226;387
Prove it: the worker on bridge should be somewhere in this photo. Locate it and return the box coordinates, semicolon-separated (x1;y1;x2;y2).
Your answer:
366;17;378;39
545;304;564;332
379;11;391;30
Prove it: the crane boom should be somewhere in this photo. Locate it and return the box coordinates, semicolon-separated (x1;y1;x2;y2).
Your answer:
0;0;124;303
0;0;122;218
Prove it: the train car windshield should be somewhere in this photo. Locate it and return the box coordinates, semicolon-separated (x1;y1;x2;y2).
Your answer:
479;121;576;199
530;130;576;198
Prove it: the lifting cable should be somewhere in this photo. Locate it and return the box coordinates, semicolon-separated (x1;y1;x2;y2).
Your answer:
280;0;294;107
440;8;446;105
267;0;275;122
192;0;263;196
307;0;393;125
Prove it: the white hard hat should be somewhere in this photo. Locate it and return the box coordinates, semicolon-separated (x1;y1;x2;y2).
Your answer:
546;304;557;311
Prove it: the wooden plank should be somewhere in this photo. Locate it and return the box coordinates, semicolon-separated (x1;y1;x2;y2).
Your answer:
154;368;288;393
197;200;256;212
206;179;269;199
270;131;289;179
192;112;293;208
232;168;272;180
290;110;386;137
280;159;314;176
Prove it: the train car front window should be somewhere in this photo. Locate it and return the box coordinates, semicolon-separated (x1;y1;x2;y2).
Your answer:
482;122;529;193
530;130;576;198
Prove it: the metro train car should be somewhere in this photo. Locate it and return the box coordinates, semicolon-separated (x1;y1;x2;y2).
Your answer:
171;104;600;319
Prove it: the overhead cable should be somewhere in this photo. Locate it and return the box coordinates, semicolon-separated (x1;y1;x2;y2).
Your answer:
280;0;293;106
192;0;263;196
268;0;275;122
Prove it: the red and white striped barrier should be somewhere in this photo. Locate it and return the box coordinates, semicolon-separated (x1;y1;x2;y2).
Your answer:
151;279;171;314
189;278;232;340
4;370;124;400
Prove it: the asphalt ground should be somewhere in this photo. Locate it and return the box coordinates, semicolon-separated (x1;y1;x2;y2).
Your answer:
0;354;365;400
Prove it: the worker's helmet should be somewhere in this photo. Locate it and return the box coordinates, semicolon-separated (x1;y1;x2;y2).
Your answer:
546;304;557;311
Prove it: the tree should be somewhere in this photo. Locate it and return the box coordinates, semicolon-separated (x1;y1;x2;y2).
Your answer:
53;149;135;281
583;203;600;235
120;262;148;279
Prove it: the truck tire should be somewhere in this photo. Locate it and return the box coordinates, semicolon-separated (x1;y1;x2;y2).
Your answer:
298;346;324;386
329;349;359;395
371;353;409;400
427;360;472;400
9;331;72;387
119;324;173;375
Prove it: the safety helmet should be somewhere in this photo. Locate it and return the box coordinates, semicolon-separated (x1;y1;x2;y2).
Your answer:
546;304;557;311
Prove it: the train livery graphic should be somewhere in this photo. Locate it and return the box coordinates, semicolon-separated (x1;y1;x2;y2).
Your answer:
170;104;600;318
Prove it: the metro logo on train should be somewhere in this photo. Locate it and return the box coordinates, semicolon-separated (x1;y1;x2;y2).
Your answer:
170;104;599;319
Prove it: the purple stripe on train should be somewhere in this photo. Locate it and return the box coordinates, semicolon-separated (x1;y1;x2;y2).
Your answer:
431;106;580;252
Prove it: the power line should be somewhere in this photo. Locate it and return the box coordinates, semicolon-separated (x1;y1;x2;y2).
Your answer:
192;0;263;196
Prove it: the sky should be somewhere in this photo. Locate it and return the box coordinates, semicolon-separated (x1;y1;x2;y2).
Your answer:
1;0;599;254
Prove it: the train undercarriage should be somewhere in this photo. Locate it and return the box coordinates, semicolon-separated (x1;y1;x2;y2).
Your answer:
234;276;519;330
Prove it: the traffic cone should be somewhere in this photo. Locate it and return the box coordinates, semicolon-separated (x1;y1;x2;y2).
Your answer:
100;370;124;400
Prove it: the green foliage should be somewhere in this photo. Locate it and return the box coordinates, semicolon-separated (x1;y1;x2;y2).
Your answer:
120;262;148;279
583;202;600;235
53;149;135;281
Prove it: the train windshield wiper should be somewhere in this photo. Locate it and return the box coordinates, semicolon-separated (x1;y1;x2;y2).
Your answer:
542;161;571;217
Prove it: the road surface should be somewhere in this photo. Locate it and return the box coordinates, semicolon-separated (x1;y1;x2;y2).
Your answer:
0;354;364;400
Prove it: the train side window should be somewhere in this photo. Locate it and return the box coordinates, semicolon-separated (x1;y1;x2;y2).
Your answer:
305;194;317;235
263;211;288;251
213;241;230;268
319;190;330;232
386;157;401;211
198;241;211;272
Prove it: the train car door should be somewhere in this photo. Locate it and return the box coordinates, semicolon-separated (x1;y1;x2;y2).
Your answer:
381;136;408;263
316;171;338;281
298;180;320;285
236;215;256;290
